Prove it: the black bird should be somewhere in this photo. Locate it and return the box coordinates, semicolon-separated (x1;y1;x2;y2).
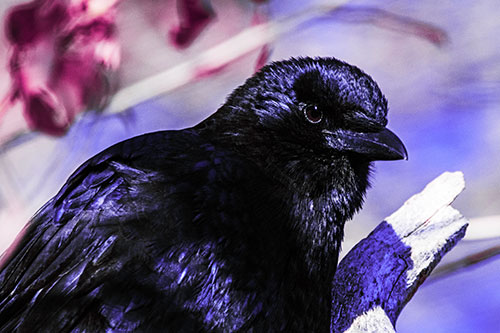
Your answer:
0;57;406;332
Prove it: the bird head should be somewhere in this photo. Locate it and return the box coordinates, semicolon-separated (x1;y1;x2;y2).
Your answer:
203;57;407;204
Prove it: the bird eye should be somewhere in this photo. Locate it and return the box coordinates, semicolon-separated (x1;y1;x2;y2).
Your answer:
302;104;323;124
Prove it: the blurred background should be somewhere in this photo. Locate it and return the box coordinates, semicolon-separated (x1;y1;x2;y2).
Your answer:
0;0;499;331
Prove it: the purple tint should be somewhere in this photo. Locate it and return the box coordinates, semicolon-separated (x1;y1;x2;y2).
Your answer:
168;0;215;49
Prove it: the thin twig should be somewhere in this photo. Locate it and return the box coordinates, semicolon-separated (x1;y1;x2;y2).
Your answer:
0;92;13;122
428;244;500;282
105;1;351;113
463;215;500;241
0;130;37;154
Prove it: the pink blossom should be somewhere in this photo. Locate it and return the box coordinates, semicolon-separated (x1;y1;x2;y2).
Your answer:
4;0;121;136
168;0;215;49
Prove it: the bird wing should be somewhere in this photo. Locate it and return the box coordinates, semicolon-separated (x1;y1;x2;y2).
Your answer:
0;130;212;331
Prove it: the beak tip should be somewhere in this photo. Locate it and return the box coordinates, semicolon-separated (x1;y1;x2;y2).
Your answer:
382;128;407;161
398;145;409;161
368;128;408;162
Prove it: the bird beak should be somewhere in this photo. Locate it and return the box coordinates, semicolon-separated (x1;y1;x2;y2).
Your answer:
324;128;408;161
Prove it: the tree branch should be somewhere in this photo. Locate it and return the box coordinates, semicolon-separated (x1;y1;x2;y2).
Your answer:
331;171;468;332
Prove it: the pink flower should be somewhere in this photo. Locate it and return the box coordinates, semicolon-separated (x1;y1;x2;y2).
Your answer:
168;0;215;49
4;0;121;136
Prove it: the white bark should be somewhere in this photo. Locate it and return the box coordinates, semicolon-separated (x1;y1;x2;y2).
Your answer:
331;172;468;332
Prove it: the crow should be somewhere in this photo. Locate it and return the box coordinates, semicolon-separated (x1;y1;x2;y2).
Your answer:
0;57;407;332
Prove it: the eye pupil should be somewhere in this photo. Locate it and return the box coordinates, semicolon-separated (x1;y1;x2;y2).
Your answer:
303;104;323;123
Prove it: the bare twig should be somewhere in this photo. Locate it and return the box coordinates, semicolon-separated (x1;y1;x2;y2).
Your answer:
329;6;448;46
464;215;500;241
429;244;500;282
105;1;351;113
106;2;447;114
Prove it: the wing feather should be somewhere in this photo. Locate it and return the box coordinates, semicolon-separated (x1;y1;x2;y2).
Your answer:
0;130;245;331
0;132;196;331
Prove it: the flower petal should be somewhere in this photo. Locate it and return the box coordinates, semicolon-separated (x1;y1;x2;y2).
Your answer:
168;0;215;49
6;2;68;47
4;0;121;136
24;90;70;136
